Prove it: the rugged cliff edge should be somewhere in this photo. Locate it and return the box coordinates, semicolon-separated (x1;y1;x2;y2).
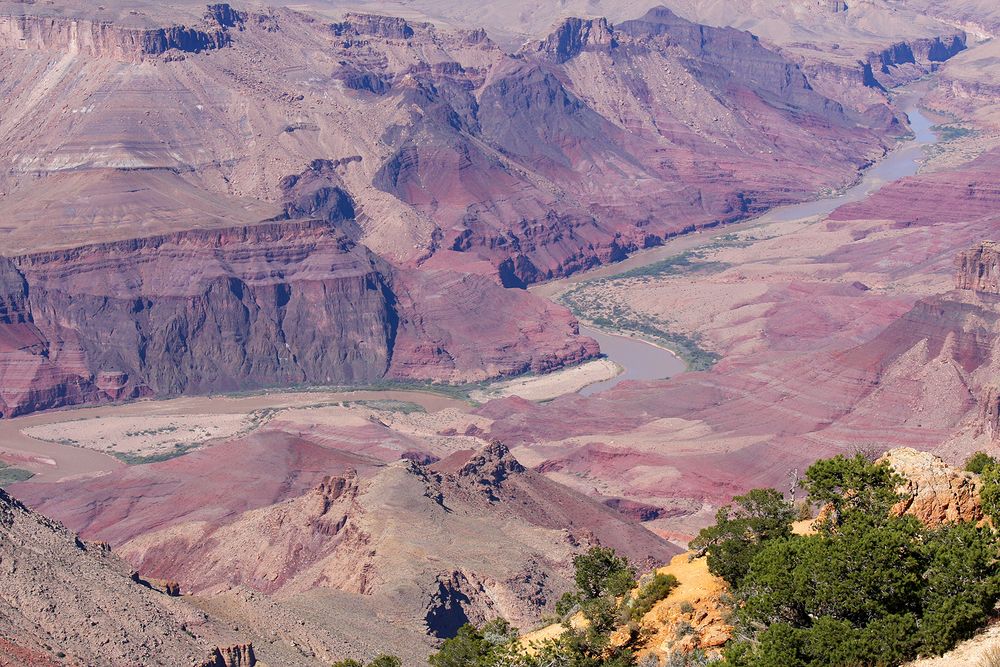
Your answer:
0;219;597;418
0;3;248;61
956;240;1000;293
0;486;251;666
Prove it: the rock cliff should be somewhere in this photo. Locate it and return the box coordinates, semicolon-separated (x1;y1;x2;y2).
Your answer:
879;447;984;526
0;11;235;61
863;34;968;88
0;220;597;418
956;241;1000;293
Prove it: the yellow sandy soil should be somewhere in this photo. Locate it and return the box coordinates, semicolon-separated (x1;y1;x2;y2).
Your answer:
521;552;731;659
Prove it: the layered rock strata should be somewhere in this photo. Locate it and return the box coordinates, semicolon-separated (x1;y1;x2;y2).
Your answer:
0;220;597;418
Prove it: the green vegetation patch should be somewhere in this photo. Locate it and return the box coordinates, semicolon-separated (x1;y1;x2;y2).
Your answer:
0;462;34;485
124;425;180;437
340;399;427;414
555;235;763;373
703;454;1000;667
111;442;199;466
560;290;720;371
629;572;680;621
330;449;1000;667
931;124;977;142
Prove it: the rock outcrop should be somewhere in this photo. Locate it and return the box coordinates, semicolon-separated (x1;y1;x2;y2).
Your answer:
20;439;680;658
956;241;1000;293
0;487;235;665
975;386;1000;441
0;219;597;418
536;17;615;63
879;447;983;526
199;644;257;667
862;34;967;88
0;13;235;61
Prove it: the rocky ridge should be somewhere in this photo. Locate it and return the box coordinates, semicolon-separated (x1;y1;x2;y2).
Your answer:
15;440;679;661
879;447;984;526
0;486;249;666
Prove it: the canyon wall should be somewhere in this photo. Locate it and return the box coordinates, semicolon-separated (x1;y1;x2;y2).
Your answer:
956;241;1000;293
0;13;233;60
0;220;596;418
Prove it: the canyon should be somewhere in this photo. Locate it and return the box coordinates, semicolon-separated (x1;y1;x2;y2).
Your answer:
1;0;1000;665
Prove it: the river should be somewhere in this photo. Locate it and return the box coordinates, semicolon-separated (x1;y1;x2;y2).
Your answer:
536;96;943;395
0;96;944;481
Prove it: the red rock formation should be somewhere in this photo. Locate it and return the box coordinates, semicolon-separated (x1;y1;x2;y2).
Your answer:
829;149;1000;228
0;220;596;418
956;241;1000;293
879;447;983;526
200;644;256;667
19;439;678;648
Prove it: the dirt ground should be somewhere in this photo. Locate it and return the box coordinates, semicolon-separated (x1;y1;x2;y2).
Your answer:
470;359;622;403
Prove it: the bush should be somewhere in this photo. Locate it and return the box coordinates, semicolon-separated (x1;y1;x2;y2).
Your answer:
965;451;997;474
369;657;401;667
713;454;1000;667
690;488;794;587
333;656;401;667
801;454;902;523
573;546;637;600
555;591;579;619
981;464;1000;523
429;619;520;667
630;573;679;620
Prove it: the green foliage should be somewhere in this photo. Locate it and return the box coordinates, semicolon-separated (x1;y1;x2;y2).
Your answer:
0;462;34;486
332;656;401;667
931;124;976;142
556;591;580;618
981;463;1000;523
429;619;519;667
800;454;902;525
369;656;401;667
714;454;1000;667
111;443;199;465
964;451;997;474
690;488;794;587
573;546;637;601
630;573;679;621
429;547;640;667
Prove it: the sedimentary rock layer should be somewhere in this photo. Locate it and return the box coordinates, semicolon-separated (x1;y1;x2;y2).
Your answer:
956;241;1000;293
0;220;597;418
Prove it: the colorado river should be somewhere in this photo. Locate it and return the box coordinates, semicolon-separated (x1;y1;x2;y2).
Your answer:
0;95;944;482
537;94;943;393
